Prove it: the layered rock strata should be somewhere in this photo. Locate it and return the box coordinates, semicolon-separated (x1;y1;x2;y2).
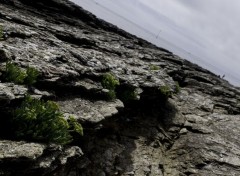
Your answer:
0;0;240;175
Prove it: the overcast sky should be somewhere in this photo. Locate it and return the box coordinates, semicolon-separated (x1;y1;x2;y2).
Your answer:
71;0;240;86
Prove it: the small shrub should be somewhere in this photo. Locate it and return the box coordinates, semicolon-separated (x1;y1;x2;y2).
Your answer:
175;82;180;93
24;66;39;85
13;96;82;145
5;62;27;84
68;116;83;136
101;73;119;100
0;26;3;40
118;87;138;103
4;63;39;85
105;89;117;100
149;64;160;71
159;85;172;97
101;73;119;90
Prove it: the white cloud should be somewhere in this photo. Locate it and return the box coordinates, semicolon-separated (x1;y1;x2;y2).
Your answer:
153;0;240;84
71;0;240;86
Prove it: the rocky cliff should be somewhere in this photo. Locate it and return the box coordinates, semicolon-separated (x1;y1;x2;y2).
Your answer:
0;0;240;175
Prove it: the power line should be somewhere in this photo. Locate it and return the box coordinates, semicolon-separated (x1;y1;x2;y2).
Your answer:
79;0;240;85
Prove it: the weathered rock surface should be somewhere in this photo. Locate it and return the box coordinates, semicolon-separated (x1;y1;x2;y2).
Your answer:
0;0;240;175
0;140;83;176
0;83;27;101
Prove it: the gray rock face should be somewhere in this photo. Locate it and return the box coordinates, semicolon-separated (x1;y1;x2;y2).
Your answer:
0;0;240;175
0;140;83;176
58;98;124;123
0;83;27;101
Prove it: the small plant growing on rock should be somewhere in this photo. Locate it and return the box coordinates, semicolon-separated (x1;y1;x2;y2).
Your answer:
101;73;120;100
68;115;83;136
159;85;172;97
5;62;27;84
149;64;160;71
105;89;117;100
0;25;4;40
118;86;138;103
4;62;39;85
102;73;120;90
0;27;3;40
24;66;39;85
13;96;83;145
175;82;180;94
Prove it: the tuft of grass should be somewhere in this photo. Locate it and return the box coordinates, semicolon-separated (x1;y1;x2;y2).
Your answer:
101;73;120;100
5;62;27;84
149;64;160;71
13;96;83;145
159;85;172;97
